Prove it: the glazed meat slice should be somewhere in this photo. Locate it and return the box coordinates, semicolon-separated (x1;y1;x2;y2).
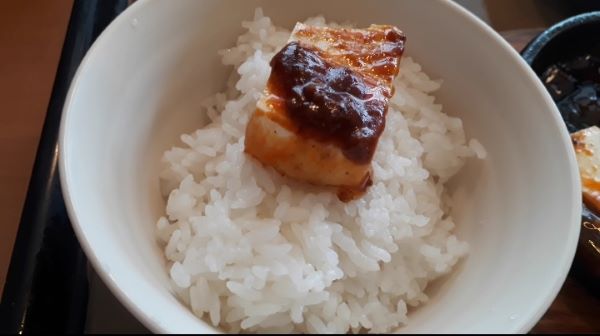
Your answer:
572;126;600;214
244;23;406;201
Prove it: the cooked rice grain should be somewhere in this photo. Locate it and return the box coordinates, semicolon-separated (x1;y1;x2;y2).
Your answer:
156;9;479;333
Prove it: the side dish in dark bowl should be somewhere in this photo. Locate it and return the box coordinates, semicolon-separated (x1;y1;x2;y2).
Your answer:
523;11;600;296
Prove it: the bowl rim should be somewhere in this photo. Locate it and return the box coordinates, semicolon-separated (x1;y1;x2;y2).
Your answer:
58;0;582;333
521;11;600;65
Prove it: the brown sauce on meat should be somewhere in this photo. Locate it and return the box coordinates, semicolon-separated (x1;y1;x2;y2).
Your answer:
294;25;406;85
268;41;395;164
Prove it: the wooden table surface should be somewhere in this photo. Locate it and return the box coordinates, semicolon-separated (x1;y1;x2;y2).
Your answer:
0;2;598;333
0;0;73;291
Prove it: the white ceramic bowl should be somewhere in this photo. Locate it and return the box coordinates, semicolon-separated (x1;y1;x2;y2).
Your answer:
59;0;581;333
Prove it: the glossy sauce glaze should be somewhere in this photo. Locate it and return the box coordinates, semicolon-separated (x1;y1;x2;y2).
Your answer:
293;24;406;86
269;41;389;164
266;25;405;165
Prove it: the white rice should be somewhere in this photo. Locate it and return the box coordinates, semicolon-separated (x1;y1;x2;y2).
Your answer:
156;9;482;333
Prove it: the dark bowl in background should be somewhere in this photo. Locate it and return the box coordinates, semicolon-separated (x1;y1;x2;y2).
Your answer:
522;11;600;297
522;11;600;70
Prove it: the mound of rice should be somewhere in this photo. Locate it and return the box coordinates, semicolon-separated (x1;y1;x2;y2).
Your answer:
156;9;483;333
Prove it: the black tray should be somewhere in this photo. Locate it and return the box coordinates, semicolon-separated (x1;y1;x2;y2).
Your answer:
0;1;143;333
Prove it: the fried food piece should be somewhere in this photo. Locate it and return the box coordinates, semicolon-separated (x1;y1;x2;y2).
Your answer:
245;23;405;201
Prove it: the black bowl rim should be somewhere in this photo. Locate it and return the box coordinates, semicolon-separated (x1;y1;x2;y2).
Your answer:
521;11;600;64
